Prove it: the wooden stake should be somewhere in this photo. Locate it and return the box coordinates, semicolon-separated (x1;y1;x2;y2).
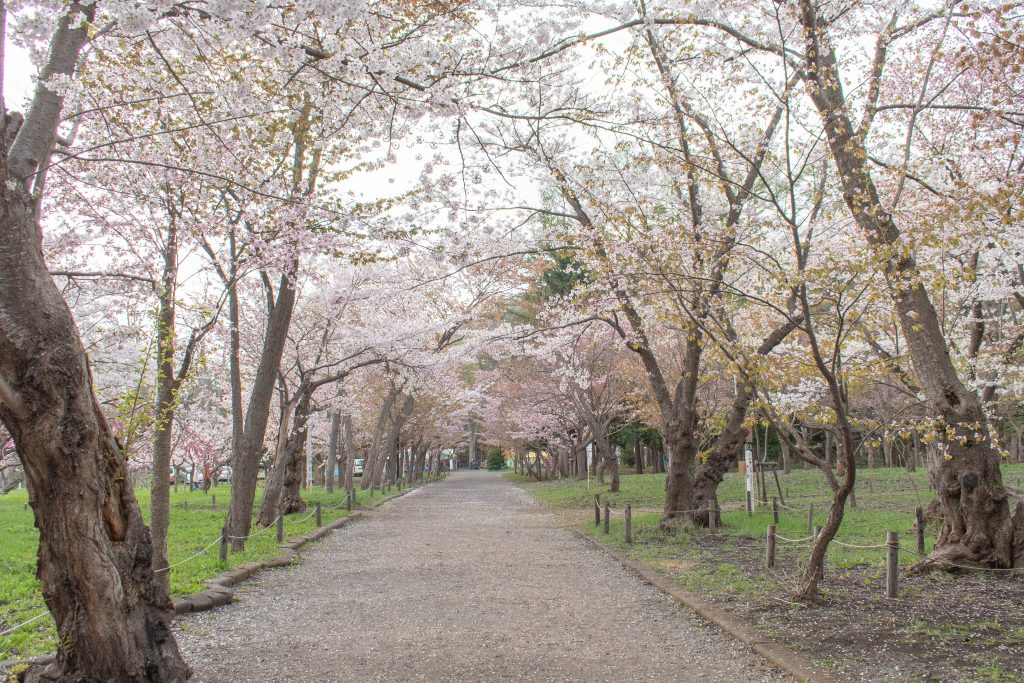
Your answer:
886;531;899;598
707;499;716;532
603;501;610;535
315;502;322;527
624;504;632;544
594;494;601;526
219;526;228;563
915;506;925;555
276;514;284;543
766;525;776;569
771;496;779;525
807;503;814;533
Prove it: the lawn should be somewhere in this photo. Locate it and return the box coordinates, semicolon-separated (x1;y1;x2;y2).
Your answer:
510;463;1024;682
0;482;402;661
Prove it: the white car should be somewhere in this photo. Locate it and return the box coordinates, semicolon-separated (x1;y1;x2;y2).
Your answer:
353;458;365;477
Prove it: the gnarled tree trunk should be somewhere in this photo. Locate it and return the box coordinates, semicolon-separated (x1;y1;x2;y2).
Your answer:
0;4;188;679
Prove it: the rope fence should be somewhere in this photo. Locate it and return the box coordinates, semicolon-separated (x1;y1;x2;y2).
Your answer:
585;488;1024;600
0;484;396;641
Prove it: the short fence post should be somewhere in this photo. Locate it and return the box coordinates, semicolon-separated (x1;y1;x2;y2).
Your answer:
915;506;925;555
745;490;753;516
766;525;776;569
347;488;353;511
886;531;899;598
276;514;284;543
771;496;779;525
807;503;814;533
603;502;610;535
211;495;216;510
707;499;716;532
624;504;632;544
23;503;27;511
219;526;228;563
594;494;601;526
813;525;821;541
183;500;189;511
316;502;322;527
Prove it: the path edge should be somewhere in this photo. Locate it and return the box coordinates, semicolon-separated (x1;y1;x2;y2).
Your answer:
0;481;434;673
572;530;838;683
172;484;421;616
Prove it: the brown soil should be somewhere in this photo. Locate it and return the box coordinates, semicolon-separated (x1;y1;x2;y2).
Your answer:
662;533;1024;682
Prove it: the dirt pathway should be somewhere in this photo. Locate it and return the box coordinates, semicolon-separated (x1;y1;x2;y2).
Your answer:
177;471;787;682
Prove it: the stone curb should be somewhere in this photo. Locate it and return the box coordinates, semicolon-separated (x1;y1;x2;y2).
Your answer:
575;531;837;683
0;482;433;672
172;485;421;617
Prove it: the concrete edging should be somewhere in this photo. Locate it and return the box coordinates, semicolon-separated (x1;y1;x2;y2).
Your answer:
0;483;428;672
575;531;837;683
173;485;421;616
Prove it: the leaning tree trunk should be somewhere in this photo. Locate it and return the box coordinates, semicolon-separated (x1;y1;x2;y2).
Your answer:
691;316;799;526
798;0;1022;568
227;270;297;550
258;391;310;526
0;5;189;678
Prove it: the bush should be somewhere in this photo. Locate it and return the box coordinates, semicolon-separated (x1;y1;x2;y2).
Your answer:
485;448;505;470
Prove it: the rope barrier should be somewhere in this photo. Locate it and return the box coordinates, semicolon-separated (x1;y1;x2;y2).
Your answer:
774;534;814;543
0;610;49;637
830;540;888;549
227;514;284;541
154;536;223;574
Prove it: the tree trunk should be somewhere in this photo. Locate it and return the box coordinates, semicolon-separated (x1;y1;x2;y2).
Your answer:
227;269;298;551
361;386;400;490
258;391;310;526
0;7;188;672
633;435;643;474
798;0;1022;567
325;410;339;493
342;414;354;493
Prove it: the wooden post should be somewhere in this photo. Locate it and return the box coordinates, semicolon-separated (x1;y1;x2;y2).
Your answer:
594;494;601;526
886;531;899;598
915;506;925;555
745;490;752;516
211;494;216;510
771;496;779;525
347;488;353;511
807;503;814;533
766;525;776;569
219;526;228;563
624;504;632;544
603;501;610;535
276;514;284;543
707;499;716;532
316;502;322;527
183;500;189;511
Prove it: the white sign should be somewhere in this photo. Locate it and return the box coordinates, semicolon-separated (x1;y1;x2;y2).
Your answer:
585;442;593;467
744;447;754;494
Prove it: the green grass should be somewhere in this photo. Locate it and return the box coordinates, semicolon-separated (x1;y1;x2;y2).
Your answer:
509;462;1024;573
0;481;406;660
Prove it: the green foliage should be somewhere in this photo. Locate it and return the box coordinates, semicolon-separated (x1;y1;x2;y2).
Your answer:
485;447;505;470
541;250;588;299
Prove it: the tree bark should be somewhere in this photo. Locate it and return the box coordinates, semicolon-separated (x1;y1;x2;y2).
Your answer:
227;269;298;550
0;4;189;678
325;410;340;493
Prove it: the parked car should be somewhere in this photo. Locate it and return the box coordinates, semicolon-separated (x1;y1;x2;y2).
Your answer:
217;465;233;483
353;458;365;477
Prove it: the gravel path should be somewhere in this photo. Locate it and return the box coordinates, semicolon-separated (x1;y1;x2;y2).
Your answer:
177;471;788;682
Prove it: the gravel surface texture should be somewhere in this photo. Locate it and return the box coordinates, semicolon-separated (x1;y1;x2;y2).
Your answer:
177;471;789;682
